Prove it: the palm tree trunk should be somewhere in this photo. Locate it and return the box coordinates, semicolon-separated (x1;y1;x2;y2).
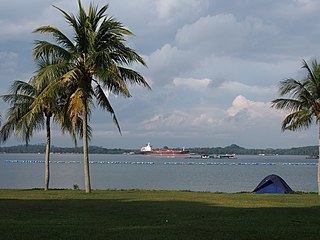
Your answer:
83;103;91;193
44;116;51;191
318;124;320;195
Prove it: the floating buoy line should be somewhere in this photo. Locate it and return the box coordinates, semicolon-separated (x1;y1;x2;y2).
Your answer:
2;159;318;167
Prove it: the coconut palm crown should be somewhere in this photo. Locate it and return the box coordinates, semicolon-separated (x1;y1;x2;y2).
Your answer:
271;59;320;194
32;0;150;193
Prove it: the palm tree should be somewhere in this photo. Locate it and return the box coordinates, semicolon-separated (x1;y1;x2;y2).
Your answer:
271;59;320;194
0;80;56;191
32;0;150;193
0;45;83;191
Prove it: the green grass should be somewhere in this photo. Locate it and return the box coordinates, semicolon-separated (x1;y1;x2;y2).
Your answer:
0;189;319;240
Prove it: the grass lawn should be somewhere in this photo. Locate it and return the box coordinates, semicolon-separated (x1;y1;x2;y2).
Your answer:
0;189;319;240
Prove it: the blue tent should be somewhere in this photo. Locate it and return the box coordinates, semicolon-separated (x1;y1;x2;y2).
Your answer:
253;174;293;194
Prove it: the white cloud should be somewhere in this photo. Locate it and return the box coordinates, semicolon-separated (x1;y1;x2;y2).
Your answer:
173;77;211;88
192;113;215;126
208;95;281;130
227;95;278;120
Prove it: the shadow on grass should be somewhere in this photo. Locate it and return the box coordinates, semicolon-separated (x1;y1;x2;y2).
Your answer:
0;196;320;240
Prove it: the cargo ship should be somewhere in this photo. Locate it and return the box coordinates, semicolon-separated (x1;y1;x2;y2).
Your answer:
140;143;189;156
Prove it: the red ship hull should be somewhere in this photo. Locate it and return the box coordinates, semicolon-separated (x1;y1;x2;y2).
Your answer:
147;152;189;156
143;149;189;156
140;143;189;156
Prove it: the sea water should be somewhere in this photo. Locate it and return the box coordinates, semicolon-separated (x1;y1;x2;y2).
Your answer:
0;153;317;192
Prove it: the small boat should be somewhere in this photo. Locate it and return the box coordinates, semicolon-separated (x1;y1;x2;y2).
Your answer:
201;154;210;159
218;154;237;159
306;155;318;159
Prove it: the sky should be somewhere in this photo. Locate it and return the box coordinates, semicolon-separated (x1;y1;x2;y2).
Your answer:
1;0;320;149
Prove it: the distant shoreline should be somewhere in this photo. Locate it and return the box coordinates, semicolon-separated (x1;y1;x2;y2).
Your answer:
0;144;318;155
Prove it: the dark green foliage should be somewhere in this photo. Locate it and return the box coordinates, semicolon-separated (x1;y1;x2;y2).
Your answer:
190;144;319;155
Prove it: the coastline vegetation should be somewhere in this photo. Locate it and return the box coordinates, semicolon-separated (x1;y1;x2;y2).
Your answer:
0;143;318;155
0;189;319;240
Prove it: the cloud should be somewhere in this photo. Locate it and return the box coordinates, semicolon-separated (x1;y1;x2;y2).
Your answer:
155;0;207;20
0;1;54;41
122;93;289;148
176;14;246;54
155;0;184;19
0;20;35;40
185;55;301;88
144;10;304;89
145;44;193;86
141;111;191;131
277;0;320;16
173;77;211;88
138;95;277;132
1;0;320;148
175;13;280;58
227;95;271;119
220;82;275;95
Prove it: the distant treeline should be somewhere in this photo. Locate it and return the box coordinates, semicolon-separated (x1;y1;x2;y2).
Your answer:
0;143;318;155
0;145;125;154
189;144;318;156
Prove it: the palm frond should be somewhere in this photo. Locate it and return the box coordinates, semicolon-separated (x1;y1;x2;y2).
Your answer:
302;59;316;83
271;98;304;111
281;110;313;131
94;61;131;97
278;78;306;97
118;67;151;89
33;41;73;66
67;88;87;129
90;3;108;30
109;46;147;67
0;114;17;143
33;27;74;53
94;84;121;134
0;85;45;145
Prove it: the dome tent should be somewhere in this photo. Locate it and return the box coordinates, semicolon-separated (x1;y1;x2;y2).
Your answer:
253;174;293;194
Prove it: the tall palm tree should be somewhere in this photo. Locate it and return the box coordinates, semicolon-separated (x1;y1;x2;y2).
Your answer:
32;1;150;193
271;59;320;194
